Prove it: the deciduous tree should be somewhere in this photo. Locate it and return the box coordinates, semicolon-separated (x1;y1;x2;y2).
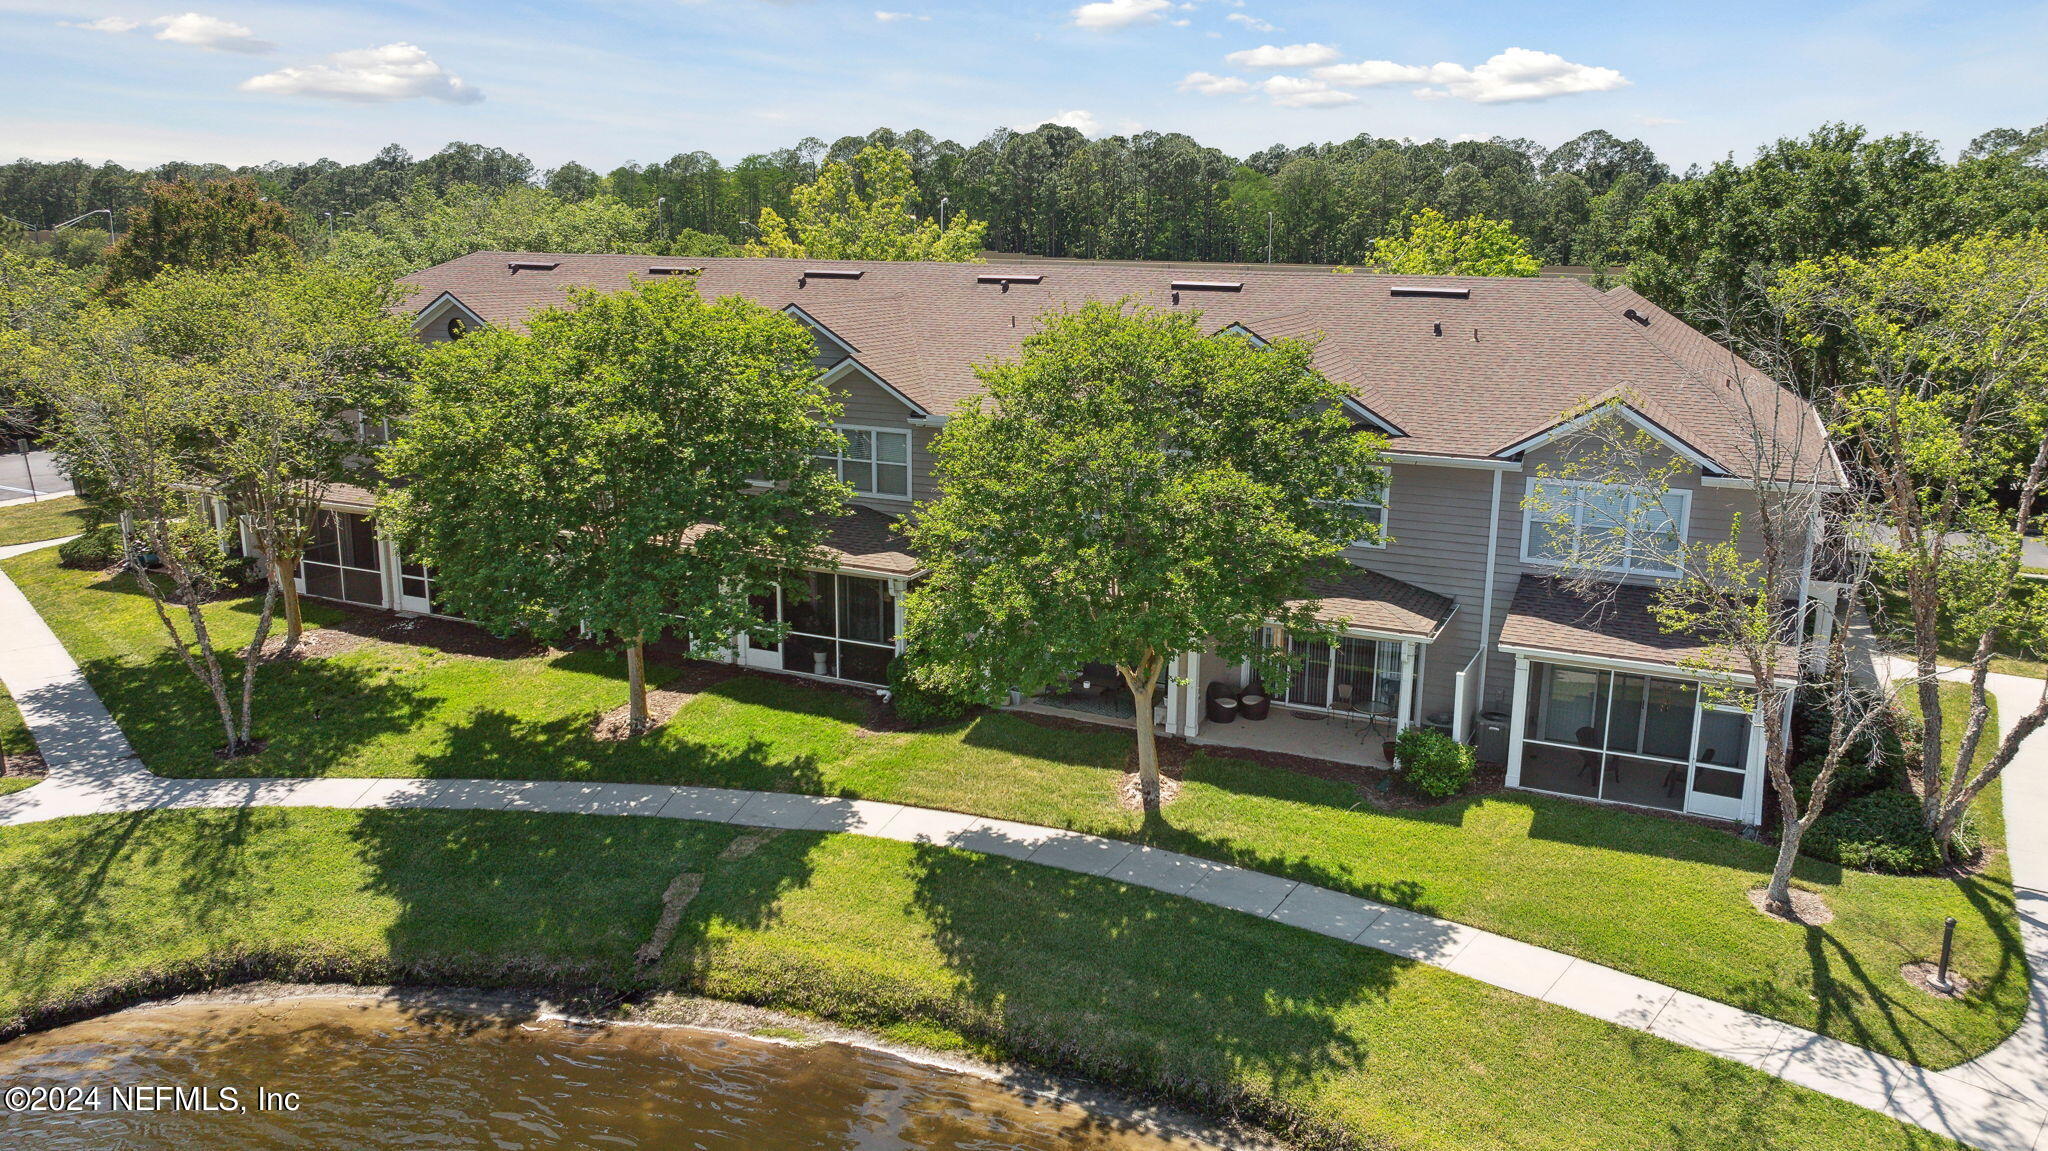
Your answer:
1774;232;2048;860
902;303;1387;810
746;146;986;262
380;279;849;734
1360;208;1541;277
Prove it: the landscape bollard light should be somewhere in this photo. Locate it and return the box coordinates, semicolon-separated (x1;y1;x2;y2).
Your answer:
1934;916;1958;993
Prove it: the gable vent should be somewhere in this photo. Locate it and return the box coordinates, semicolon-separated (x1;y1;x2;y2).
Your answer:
1170;280;1243;292
507;259;559;272
801;268;864;280
1389;285;1469;300
646;265;700;276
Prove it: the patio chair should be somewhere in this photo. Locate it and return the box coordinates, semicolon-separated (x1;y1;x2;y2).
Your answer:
1573;726;1603;783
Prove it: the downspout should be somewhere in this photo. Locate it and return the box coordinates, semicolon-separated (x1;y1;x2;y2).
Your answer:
1474;467;1505;712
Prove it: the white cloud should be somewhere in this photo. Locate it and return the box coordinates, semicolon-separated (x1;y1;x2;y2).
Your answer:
874;10;929;22
1070;0;1170;31
151;12;273;53
1313;47;1627;103
1225;42;1339;68
1015;110;1140;138
241;43;482;103
1225;12;1276;32
61;16;142;32
1177;70;1250;95
1260;75;1355;108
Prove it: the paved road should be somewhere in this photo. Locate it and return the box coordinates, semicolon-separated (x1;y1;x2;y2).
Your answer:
0;535;2044;1150
0;448;71;501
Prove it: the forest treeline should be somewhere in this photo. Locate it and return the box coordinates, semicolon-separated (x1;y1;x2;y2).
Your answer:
8;119;2048;333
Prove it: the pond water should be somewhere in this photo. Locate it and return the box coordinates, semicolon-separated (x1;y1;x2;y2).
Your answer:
0;996;1233;1150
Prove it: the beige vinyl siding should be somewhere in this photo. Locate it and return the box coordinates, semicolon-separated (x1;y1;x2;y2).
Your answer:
827;363;926;511
1341;458;1500;723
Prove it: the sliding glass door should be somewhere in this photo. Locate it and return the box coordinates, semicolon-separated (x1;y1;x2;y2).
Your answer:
1281;633;1403;720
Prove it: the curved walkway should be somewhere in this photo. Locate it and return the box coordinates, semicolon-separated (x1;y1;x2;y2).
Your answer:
0;538;2042;1151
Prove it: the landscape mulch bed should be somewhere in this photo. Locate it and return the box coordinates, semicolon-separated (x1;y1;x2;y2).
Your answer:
592;664;742;741
2;752;48;781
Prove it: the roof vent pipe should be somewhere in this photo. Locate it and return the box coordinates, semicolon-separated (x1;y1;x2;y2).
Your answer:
1432;322;1442;337
1622;307;1651;327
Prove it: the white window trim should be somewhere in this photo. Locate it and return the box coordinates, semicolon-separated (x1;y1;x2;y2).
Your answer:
821;423;913;499
1325;465;1391;549
1519;476;1690;578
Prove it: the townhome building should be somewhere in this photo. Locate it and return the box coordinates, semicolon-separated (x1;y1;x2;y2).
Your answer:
262;251;1842;827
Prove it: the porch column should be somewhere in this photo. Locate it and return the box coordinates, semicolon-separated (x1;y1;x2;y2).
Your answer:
1181;654;1203;738
1505;654;1531;789
889;578;908;654
1742;703;1771;827
1394;642;1416;734
377;536;400;610
1163;652;1183;735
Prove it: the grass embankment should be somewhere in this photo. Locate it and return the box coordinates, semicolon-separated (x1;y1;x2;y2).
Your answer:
0;495;93;547
1;546;2026;1069
0;806;1968;1151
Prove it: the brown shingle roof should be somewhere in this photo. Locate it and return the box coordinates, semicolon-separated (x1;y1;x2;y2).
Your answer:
1499;574;1797;681
817;504;919;576
1294;565;1456;640
398;253;1832;483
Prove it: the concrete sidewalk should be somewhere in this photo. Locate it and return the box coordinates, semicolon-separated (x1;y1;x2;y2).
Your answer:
0;537;2043;1150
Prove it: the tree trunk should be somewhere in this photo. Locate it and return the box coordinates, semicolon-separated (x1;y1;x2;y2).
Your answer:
276;556;303;654
1119;653;1164;813
1763;812;1803;917
626;638;649;737
237;580;280;747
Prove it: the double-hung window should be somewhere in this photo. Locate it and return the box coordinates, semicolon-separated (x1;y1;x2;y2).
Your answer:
818;426;911;497
1523;478;1687;576
1320;466;1390;548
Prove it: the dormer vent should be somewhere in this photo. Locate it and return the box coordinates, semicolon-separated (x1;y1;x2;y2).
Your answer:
1170;280;1243;292
1622;307;1652;327
507;260;559;272
646;265;700;276
1390;285;1469;300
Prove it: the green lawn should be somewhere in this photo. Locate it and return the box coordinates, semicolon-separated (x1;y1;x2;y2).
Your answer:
1876;579;2047;680
0;682;39;796
0;495;94;547
0;546;2028;1069
0;806;1965;1151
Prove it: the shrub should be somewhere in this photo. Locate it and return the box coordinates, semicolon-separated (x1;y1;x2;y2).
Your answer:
1396;727;1475;799
1804;789;1981;874
886;657;976;727
56;525;123;569
1789;688;1906;810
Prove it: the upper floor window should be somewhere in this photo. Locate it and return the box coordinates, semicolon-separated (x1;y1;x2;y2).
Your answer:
818;426;910;497
1522;477;1688;576
1319;466;1389;549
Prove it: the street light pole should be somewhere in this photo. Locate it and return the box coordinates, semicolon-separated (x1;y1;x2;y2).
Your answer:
656;196;668;243
54;208;115;244
939;196;949;232
1267;210;1274;265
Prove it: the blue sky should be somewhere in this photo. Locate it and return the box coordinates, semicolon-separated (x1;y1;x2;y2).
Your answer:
4;0;2045;172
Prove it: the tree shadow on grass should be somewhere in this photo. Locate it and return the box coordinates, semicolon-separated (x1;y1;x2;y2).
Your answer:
1722;870;2027;1071
74;650;437;779
0;806;292;1022
900;843;1382;1118
403;706;829;795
